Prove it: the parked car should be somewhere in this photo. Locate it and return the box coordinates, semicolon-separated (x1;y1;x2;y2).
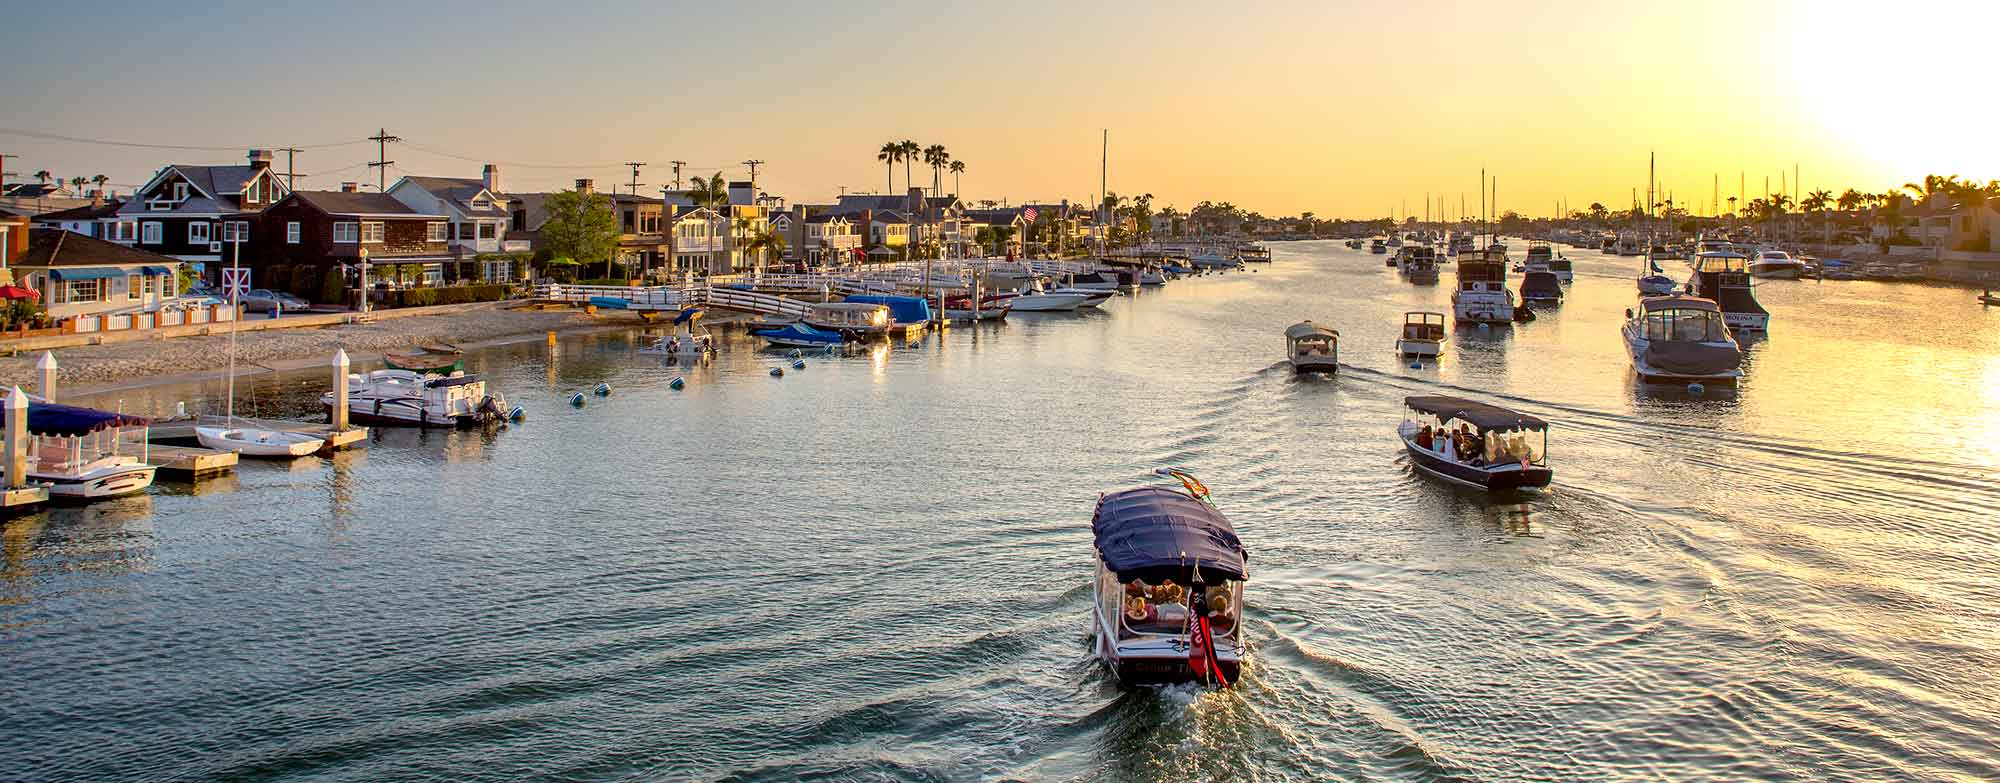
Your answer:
239;289;283;312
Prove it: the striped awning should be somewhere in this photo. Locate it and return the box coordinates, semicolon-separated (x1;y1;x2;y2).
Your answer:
49;267;123;282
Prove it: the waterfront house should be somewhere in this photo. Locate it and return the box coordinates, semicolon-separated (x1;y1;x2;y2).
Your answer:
115;149;290;279
771;207;861;268
33;198;128;242
666;205;727;276
257;187;452;291
0;209;26;285
508;180;673;280
7;227;184;323
386;165;530;281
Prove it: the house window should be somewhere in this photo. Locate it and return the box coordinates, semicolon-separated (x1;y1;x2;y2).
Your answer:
141;222;162;244
172;182;189;202
55;279;103;305
222;221;250;242
478;222;497;240
622;210;636;232
113;221;135;241
426;222;448;242
333;222;359;243
287;221;301;244
189;222;211;245
457;223;474;240
128;274;144;300
360;222;384;243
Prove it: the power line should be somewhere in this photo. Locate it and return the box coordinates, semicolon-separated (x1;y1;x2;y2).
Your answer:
0;126;367;151
368;128;400;191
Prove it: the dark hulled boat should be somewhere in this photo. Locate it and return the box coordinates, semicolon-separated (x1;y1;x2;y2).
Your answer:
1397;396;1552;491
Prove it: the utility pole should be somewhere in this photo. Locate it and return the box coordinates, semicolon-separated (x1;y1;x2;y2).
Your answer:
669;160;687;191
277;147;303;190
0;153;16;196
367;128;400;191
624;162;647;195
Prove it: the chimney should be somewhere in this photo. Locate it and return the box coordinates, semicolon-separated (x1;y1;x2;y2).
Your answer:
248;149;273;170
482;164;501;194
340;182;360;193
575;179;594;194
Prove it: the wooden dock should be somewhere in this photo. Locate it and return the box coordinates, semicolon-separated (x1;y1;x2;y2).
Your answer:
147;445;238;479
151;417;368;454
2;484;50;511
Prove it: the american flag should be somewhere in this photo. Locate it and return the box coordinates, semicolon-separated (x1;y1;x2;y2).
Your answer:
1021;206;1039;223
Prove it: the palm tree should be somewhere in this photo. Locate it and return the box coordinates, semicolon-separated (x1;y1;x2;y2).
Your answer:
686;173;728;208
91;174;109;196
744;228;787;272
1837;188;1866;213
877;142;900;193
922;144;950;197
68;176;86;194
32;170;51;185
1904;174;1959;204
897;140;919;194
948;160;965;197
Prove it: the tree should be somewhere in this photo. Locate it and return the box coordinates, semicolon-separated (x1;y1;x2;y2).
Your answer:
897;140;919;194
877;142;900;193
32;170;50;185
948;160;965;197
1589;202;1608;221
68;176;86;193
744;229;786;272
539;189;619;279
686;173;728;208
1904;174;1959;203
923;144;950;197
1837;188;1866;213
91;174;109;195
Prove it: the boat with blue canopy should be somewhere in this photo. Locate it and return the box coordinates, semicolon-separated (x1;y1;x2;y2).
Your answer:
753;322;846;348
0;400;156;499
1090;471;1247;687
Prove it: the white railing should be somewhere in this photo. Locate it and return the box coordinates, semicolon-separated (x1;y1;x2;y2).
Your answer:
703;286;812;318
535;284;695;310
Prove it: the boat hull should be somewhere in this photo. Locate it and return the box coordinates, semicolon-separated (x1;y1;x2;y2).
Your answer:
1290;357;1338;374
325;402;489;429
1401;438;1551;491
1397;339;1442;357
195;426;325;457
39;464;156;499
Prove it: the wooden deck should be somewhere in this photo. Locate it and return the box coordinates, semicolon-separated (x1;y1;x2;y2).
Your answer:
1;484;50;511
151;417;369;453
146;445;238;479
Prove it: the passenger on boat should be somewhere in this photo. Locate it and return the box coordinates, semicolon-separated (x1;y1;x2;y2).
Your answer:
1416;425;1435;450
1205;591;1235;634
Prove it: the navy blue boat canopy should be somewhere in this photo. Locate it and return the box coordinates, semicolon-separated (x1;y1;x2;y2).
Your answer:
0;401;148;437
843;294;933;324
1092;486;1248;583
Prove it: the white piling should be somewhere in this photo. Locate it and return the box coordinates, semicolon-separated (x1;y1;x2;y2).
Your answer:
35;351;56;402
4;386;27;490
330;349;350;430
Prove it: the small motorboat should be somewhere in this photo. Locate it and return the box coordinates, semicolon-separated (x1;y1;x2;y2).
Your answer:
325;369;511;428
1623;294;1743;386
1396;311;1445;357
638;331;716;358
1519;268;1563;304
942;294;1012;321
1748;249;1806;279
1369;238;1388;255
1090;470;1247;688
1285;321;1339;374
0;401;156;500
754;322;846;348
1397;396;1553;491
195;425;325;458
995;287;1091;312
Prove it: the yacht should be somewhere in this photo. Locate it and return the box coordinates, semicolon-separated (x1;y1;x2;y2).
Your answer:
1401;245;1440;283
805;301;894;337
324;369;512;428
2;401;156;500
994;286;1092;312
1690;251;1770;332
1369;238;1388;255
1398;396;1553;491
1285;321;1339;373
1748;249;1806;279
753;322;847;348
1523;240;1554;268
1451;247;1517;324
1091;473;1247;688
1519;266;1563;304
1622;294;1744;386
1616;235;1644;256
1547;254;1574;284
1397;312;1446;357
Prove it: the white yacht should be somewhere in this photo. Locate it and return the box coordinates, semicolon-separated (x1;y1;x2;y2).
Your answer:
1622;294;1744;385
1748;249;1806;279
324;369;512;428
1451;247;1517;324
994;287;1092;312
1397;311;1446;357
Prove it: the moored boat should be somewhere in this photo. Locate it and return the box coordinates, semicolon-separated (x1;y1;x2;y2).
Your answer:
1451;247;1517;325
323;369;510;428
1090;472;1247;688
195;425;325;458
1285;321;1339;373
805;301;894;338
1397;396;1552;491
1397;311;1445;357
1748;249;1806;279
995;286;1091;312
1690;250;1770;332
1622;294;1743;386
1;401;156;499
753;322;846;348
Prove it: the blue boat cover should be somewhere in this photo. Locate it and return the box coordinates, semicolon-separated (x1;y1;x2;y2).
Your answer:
1092;486;1248;583
755;322;843;344
843;294;933;325
674;307;703;325
0;401;149;437
586;296;630;310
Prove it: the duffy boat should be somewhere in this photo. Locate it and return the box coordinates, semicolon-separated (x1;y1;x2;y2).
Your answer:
1397;396;1552;491
1090;472;1247;688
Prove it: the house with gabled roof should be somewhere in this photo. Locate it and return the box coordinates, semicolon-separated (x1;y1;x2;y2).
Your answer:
386;164;531;279
257;187;451;292
115;149;290;277
33;198;129;242
8;228;186;323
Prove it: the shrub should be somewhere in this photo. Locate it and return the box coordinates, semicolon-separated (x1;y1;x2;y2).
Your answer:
267;264;292;292
322;267;346;304
291;265;321;300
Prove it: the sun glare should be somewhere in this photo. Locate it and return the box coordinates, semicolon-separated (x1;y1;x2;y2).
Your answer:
1794;3;2000;178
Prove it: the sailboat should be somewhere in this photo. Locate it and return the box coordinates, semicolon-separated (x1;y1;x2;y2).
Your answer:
195;239;327;458
1635;152;1679;297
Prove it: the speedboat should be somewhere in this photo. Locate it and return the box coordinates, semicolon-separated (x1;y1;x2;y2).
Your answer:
0;401;156;500
1397;396;1552;491
754;322;846;348
996;286;1091;312
1048;286;1115;308
1397;311;1445;357
1519;268;1563;304
1748;249;1805;279
638;331;716;358
1451;247;1517;325
323;369;511;428
1285;321;1339;373
1190;252;1239;270
942;293;1012;321
1369;238;1388;255
1090;472;1247;688
1345;238;1363;250
1690;251;1769;332
1622;294;1743;386
1065;271;1123;291
195;425;325;458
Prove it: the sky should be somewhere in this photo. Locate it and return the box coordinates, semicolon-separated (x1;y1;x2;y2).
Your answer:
4;0;1996;219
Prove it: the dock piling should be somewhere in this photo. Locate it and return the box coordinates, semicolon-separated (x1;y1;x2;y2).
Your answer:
36;352;56;402
5;386;26;489
331;349;350;430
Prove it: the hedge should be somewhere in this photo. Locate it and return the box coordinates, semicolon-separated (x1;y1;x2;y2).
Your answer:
381;284;513;309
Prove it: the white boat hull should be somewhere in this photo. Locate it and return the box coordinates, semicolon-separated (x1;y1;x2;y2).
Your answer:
1006;293;1090;312
195;425;325;458
38;462;156;499
1397;339;1442;357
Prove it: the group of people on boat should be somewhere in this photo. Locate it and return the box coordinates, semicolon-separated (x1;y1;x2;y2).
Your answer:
1414;424;1537;470
1120;579;1234;634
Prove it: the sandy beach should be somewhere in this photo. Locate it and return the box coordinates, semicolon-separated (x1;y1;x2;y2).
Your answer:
0;304;654;394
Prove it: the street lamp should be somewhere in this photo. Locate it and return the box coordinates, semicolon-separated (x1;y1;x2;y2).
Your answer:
358;248;371;316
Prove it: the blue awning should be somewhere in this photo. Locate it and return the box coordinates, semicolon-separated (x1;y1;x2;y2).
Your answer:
1092;487;1248;583
0;401;149;437
141;266;173;276
49;267;123;282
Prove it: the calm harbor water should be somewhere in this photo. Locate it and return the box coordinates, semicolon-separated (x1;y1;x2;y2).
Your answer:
5;241;1998;781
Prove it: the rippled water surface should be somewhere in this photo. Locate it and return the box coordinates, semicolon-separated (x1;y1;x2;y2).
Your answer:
6;241;1999;781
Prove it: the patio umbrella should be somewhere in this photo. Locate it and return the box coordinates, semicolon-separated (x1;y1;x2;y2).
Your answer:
0;285;40;300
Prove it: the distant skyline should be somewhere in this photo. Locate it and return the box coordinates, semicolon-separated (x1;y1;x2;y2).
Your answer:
5;0;1996;218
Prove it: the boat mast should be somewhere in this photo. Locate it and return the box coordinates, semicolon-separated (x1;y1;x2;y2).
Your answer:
226;238;240;426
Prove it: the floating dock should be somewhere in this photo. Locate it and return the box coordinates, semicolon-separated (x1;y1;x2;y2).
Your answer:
2;484;50;512
150;417;368;454
145;444;238;479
